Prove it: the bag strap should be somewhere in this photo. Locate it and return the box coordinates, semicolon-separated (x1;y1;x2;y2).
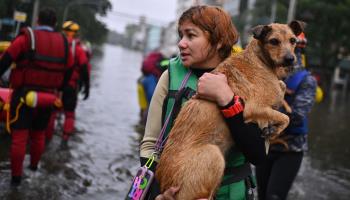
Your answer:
221;162;252;186
143;70;193;170
27;27;35;52
154;70;192;154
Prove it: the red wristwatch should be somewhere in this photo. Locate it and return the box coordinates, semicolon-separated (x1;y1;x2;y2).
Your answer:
220;95;244;118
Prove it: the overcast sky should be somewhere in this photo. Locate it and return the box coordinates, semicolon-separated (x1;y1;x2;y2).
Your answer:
100;0;177;33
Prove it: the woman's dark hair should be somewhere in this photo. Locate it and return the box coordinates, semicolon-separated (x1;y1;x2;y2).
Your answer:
178;5;239;60
38;7;57;27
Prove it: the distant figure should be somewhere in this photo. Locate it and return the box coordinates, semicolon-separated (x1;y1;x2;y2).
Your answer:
60;21;90;145
137;50;168;125
256;31;317;200
0;8;73;186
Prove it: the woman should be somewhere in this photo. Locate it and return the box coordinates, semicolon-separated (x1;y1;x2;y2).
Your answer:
140;5;266;199
255;32;317;200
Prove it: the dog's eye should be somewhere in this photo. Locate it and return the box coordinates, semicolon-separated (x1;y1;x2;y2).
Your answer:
269;38;280;46
290;38;297;45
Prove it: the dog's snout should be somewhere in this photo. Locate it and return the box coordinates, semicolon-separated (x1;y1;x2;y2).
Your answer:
283;54;295;66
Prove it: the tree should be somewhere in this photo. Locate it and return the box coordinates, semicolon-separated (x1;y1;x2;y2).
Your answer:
40;0;112;45
297;0;350;69
0;0;112;45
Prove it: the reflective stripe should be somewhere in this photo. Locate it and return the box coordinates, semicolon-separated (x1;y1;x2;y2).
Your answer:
27;27;35;51
71;39;76;59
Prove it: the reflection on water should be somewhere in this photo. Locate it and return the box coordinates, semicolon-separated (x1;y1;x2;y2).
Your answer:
0;44;349;199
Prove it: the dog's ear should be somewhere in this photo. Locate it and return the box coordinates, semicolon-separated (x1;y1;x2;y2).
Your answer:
288;20;306;36
251;25;272;41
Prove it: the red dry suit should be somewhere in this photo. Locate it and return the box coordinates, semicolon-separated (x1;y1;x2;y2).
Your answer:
45;37;89;141
0;26;74;178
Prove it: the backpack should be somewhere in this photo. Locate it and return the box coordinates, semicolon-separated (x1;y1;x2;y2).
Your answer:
141;51;164;78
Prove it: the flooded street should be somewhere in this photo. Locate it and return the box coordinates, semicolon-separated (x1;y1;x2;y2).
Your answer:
0;44;143;199
290;88;350;200
0;44;350;199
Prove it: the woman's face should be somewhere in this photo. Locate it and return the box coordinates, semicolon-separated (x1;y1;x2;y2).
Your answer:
178;21;220;69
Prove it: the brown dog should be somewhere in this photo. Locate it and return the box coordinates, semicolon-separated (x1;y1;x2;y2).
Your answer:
156;21;304;199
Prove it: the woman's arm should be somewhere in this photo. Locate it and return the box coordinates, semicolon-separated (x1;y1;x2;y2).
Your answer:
140;70;169;164
223;110;266;165
196;72;266;165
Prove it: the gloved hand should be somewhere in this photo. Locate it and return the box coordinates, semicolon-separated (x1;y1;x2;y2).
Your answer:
80;64;90;100
82;83;89;100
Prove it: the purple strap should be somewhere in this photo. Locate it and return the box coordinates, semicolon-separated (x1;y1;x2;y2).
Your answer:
154;70;192;153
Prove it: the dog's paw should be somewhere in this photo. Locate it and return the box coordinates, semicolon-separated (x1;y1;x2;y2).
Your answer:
262;125;277;138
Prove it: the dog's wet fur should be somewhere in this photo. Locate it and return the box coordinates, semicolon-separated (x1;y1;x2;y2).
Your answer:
156;21;304;199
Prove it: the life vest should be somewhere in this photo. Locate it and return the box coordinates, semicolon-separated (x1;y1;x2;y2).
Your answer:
67;38;79;87
162;56;254;200
161;56;197;135
9;27;69;90
284;69;309;134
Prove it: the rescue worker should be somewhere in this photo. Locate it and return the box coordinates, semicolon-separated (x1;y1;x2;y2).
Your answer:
0;8;74;186
256;32;317;200
295;32;307;67
60;21;90;145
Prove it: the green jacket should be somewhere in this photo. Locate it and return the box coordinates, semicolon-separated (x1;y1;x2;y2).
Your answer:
162;57;254;200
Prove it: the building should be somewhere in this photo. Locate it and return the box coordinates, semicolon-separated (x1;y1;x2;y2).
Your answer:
159;21;178;58
144;25;163;55
158;0;195;58
131;16;148;51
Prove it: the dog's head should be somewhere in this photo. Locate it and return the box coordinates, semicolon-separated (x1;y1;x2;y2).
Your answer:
251;20;305;77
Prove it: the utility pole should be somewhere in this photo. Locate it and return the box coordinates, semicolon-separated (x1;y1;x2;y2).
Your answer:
270;0;277;23
242;0;256;46
31;0;40;27
287;0;297;22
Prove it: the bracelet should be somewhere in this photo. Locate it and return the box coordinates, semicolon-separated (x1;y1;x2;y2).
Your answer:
220;95;244;118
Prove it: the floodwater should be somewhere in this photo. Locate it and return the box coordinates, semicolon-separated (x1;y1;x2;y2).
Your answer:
0;44;349;200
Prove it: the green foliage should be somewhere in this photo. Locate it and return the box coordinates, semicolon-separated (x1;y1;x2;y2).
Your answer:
0;0;111;45
297;0;350;68
40;0;112;45
251;0;272;25
0;0;17;18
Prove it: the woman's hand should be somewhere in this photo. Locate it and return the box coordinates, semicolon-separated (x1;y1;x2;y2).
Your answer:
155;186;208;200
155;187;180;200
195;72;234;106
